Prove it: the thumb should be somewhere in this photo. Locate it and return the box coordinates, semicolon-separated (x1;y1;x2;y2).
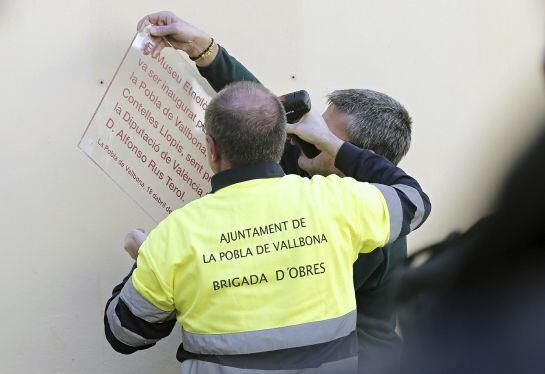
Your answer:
285;123;297;135
133;229;148;244
150;23;180;37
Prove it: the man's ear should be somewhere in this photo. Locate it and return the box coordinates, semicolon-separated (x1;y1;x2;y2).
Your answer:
206;135;219;161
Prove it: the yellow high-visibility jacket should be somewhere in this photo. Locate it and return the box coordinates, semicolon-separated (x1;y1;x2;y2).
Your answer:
105;144;430;372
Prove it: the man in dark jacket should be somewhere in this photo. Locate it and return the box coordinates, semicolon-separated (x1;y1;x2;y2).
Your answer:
137;11;430;372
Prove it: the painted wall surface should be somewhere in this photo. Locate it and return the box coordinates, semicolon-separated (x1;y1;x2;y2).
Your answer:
0;1;543;372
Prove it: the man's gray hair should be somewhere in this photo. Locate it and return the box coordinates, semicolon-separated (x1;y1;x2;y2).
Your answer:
205;81;286;167
327;89;412;165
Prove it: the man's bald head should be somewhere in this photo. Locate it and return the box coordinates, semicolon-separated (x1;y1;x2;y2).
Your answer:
205;82;286;167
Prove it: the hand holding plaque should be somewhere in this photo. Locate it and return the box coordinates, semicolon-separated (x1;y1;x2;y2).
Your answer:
137;11;219;67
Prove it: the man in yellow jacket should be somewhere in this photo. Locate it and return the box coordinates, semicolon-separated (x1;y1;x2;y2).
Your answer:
105;81;430;373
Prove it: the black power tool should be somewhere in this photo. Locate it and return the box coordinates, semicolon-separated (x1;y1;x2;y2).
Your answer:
278;90;321;159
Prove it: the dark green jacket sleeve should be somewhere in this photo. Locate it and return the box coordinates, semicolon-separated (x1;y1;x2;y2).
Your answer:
197;45;260;91
197;45;308;177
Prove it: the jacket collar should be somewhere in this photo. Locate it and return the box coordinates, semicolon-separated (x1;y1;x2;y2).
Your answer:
211;162;285;193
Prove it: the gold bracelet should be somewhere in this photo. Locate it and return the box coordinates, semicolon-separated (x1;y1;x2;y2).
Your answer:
191;38;215;62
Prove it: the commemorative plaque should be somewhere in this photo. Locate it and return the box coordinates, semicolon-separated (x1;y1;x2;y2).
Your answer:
79;26;215;222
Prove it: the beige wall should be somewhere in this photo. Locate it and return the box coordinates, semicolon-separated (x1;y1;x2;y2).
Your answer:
1;1;543;372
